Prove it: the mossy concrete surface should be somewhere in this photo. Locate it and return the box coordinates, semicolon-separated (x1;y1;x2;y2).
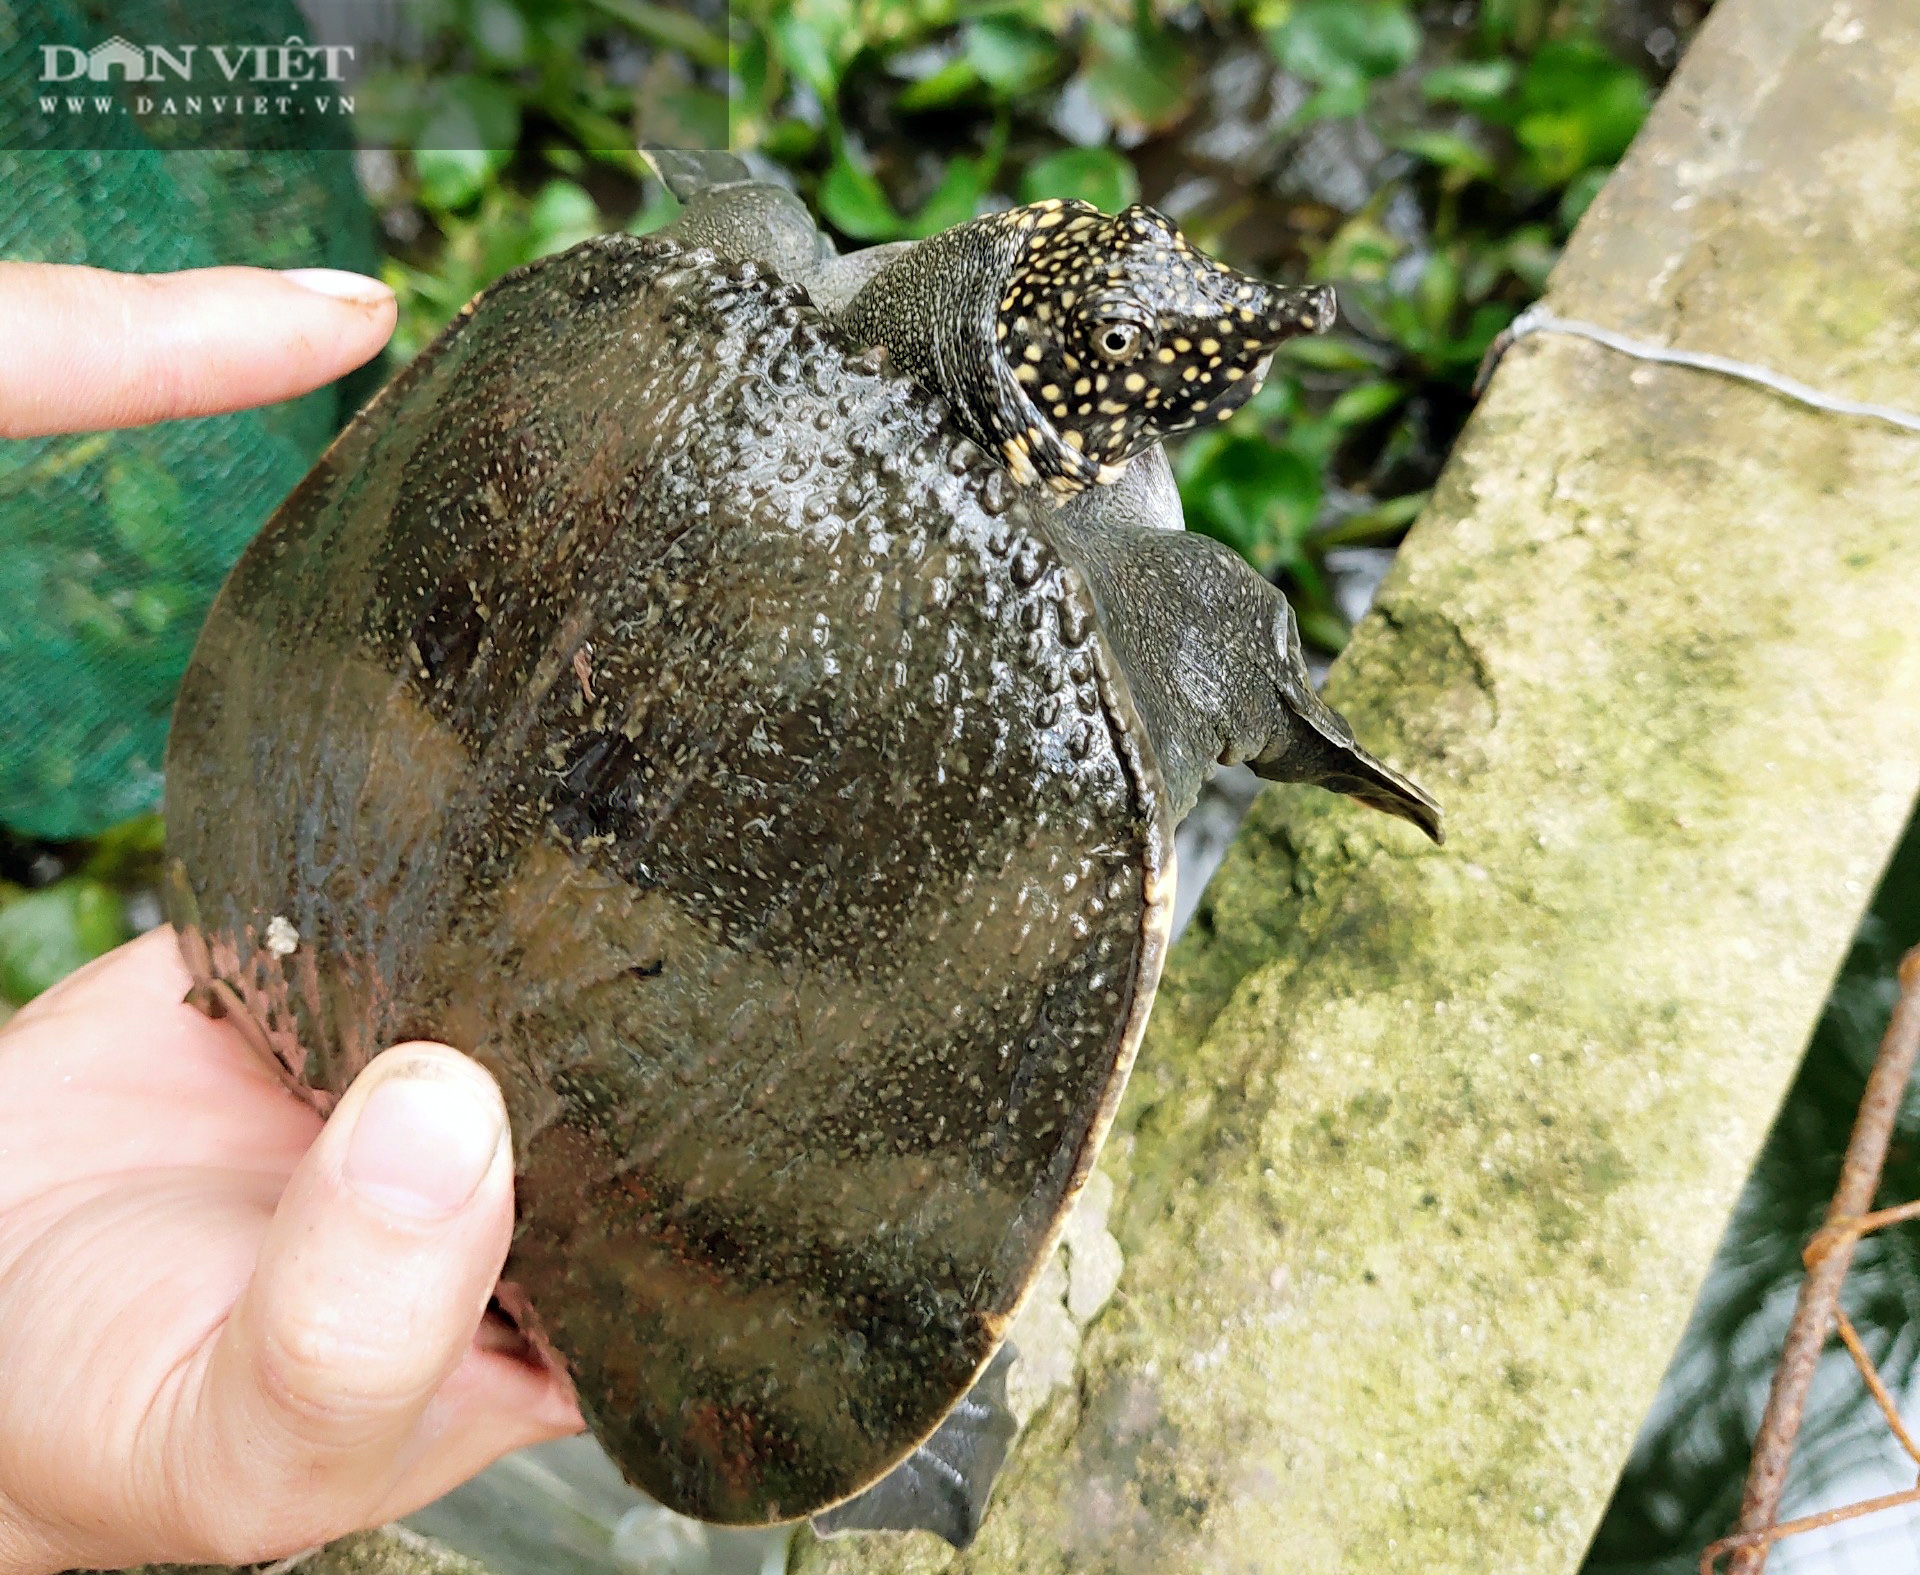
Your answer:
795;0;1920;1571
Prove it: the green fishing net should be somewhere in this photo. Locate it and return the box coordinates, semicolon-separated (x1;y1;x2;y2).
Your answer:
0;0;378;839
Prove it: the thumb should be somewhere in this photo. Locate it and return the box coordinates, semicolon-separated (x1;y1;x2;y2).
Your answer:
197;1044;513;1539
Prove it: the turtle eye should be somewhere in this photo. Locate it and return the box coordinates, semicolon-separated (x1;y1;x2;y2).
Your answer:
1095;322;1142;362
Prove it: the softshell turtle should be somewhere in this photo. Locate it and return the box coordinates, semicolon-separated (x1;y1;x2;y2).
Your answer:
165;157;1440;1546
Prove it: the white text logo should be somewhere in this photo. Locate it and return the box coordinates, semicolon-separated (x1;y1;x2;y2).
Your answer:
38;35;354;85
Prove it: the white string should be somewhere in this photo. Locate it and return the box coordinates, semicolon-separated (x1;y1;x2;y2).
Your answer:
1500;303;1920;436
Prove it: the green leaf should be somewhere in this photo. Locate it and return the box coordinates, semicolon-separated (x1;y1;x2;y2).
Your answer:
1514;112;1582;185
0;879;127;1004
1082;20;1193;132
1277;410;1344;471
1018;147;1139;212
733;24;770;110
1325;380;1407;428
1245;373;1303;425
1181;439;1322;575
419;74;521;154
1420;58;1517;109
1475;0;1548;50
351;68;429;146
1452;301;1517;365
1318;214;1404;282
415;147;500;211
760;116;822;164
1314;490;1430;545
1516;39;1650;185
1286;551;1338;615
1370;289;1433;360
1273;0;1421;88
1500;223;1560;291
104;451;184;571
1289;77;1368;129
1297;606;1351;654
1392;129;1496;181
1416;251;1461;338
965;17;1060;96
897;58;980;111
908;155;992;239
127;583;194;636
1559;165;1611;229
626;189;681;236
1278;334;1387;373
528;179;603;257
580;0;728;70
770;13;838;100
471;0;531;68
60;580;126;650
820;150;905;240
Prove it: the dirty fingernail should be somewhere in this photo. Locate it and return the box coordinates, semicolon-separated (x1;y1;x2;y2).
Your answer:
281;267;394;306
343;1063;502;1219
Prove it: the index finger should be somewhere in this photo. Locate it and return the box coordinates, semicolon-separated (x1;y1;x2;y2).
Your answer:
0;261;397;439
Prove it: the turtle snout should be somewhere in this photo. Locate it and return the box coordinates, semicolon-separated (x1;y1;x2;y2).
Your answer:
1307;284;1338;334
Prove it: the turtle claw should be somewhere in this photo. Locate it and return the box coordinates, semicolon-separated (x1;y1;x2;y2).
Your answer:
639;147;756;199
809;1343;1019;1549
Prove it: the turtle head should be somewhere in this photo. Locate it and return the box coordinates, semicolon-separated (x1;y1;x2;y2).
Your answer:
992;201;1335;493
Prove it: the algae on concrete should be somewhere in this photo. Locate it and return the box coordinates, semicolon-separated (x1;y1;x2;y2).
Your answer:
792;0;1920;1571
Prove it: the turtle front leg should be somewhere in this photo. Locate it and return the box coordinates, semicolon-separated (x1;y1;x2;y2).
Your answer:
810;1342;1019;1549
1048;455;1443;840
640;149;917;315
641;149;840;290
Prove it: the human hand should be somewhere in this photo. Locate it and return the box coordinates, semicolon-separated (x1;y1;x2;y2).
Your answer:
0;930;582;1575
0;262;582;1574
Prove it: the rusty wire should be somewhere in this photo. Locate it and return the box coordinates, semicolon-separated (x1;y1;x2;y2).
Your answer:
1701;945;1920;1574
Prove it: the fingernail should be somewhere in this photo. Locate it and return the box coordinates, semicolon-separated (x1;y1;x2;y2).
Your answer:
281;267;394;306
343;1061;503;1219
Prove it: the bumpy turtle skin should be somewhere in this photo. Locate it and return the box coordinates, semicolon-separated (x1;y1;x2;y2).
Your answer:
164;236;1174;1525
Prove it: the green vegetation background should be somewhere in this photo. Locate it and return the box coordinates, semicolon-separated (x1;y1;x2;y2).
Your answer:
5;1;1920;1569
